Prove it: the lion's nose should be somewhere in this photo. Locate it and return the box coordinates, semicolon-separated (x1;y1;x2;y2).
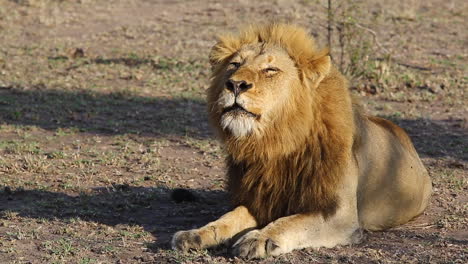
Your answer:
225;79;253;96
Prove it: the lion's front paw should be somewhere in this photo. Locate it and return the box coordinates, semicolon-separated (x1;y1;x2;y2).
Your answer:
171;230;202;252
231;230;281;259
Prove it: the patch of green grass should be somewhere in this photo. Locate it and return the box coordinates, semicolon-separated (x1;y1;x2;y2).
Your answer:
438;170;466;191
0;246;17;254
6;230;27;240
0;140;42;154
166;249;210;264
44;238;76;258
430;58;457;67
118;228;150;239
46;151;66;159
101;245;116;254
79;258;97;264
55;127;80;136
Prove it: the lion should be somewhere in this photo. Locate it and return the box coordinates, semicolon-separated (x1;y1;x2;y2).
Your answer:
171;23;432;258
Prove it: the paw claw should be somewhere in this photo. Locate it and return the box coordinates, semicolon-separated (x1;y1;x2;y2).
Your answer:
171;230;202;252
265;238;279;253
231;230;280;259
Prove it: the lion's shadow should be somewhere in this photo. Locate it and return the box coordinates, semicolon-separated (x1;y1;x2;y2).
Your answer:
0;186;230;249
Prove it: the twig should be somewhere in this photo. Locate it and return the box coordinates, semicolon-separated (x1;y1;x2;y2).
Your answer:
375;57;433;71
393;223;436;230
393;61;432;71
354;22;390;54
327;0;333;55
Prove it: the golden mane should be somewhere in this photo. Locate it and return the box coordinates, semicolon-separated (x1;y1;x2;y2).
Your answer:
210;23;327;71
207;24;356;226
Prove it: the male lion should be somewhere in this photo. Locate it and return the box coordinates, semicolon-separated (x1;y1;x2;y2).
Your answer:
172;23;432;258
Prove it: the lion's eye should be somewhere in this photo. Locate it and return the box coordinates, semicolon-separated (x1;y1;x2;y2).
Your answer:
263;67;280;74
229;62;241;69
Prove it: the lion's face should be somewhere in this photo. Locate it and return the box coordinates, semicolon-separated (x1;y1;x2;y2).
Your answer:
212;43;300;138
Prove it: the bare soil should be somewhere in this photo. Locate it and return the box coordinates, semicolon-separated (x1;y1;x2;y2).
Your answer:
0;0;466;263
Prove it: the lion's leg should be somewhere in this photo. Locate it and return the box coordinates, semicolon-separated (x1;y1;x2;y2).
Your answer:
172;206;257;252
232;210;361;259
232;162;360;259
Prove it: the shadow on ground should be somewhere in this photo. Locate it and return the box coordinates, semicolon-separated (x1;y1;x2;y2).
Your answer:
0;86;211;139
0;186;230;249
384;116;467;162
2;185;466;261
1;85;465;161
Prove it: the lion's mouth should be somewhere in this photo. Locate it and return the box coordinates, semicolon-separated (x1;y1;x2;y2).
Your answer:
222;103;258;118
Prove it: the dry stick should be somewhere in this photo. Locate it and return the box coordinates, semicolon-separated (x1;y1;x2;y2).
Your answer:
336;23;345;72
336;1;346;72
353;23;425;73
327;0;333;56
353;22;390;54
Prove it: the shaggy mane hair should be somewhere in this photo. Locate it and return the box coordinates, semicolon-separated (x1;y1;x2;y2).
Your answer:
208;24;356;226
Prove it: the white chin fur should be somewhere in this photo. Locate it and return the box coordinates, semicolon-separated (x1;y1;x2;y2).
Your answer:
221;115;255;137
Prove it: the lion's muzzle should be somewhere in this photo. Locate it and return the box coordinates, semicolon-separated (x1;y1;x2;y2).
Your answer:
222;103;258;118
225;79;253;96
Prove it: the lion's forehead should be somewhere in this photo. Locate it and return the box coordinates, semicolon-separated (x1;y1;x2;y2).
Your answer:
236;44;293;68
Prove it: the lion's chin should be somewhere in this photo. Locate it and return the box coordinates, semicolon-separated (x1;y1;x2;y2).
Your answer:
220;113;256;138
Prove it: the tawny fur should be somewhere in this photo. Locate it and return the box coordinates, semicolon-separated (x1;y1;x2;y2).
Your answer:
172;23;432;258
208;24;353;226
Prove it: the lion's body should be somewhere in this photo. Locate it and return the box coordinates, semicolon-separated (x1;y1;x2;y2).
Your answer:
172;24;432;258
356;115;432;230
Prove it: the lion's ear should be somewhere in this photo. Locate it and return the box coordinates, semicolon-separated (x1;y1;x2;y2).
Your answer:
209;45;221;67
305;49;331;85
209;37;238;67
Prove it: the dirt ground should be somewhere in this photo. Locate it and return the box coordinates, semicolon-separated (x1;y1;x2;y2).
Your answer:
0;0;466;263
